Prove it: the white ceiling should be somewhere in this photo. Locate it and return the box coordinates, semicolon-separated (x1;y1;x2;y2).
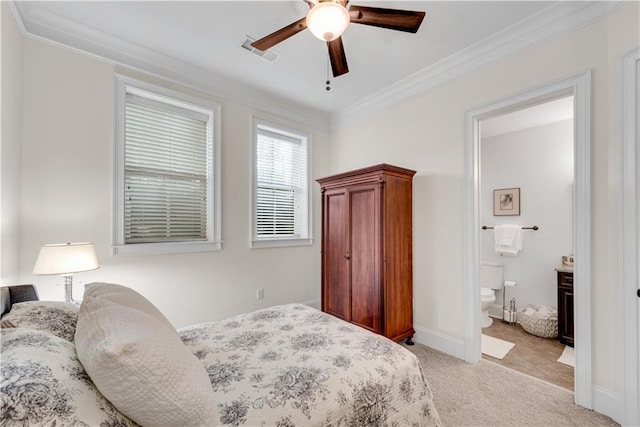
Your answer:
12;1;613;128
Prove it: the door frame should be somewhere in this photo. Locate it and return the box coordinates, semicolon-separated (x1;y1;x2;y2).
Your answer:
463;71;592;408
620;47;639;427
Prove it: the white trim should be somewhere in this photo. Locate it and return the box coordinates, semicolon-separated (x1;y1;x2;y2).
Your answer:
250;116;313;249
302;299;321;310
413;326;466;361
620;47;640;427
112;74;222;256
573;71;593;411
7;1;27;34
464;71;592;408
593;386;624;425
112;241;223;256
331;1;620;129
11;3;330;132
251;238;313;249
463;107;482;364
10;1;620;132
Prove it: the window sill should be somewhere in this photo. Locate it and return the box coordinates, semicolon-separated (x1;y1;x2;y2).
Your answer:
112;241;222;256
250;238;312;249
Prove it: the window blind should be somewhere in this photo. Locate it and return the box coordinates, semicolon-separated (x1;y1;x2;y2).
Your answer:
124;94;209;243
256;127;308;239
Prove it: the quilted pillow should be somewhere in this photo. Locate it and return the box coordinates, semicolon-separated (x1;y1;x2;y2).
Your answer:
75;282;219;427
0;301;79;342
0;327;136;426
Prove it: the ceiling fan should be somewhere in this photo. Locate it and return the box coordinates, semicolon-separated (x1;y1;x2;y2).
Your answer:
251;0;426;78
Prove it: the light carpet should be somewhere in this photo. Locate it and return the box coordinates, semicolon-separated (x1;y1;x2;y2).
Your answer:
558;345;576;367
405;343;618;427
481;333;515;359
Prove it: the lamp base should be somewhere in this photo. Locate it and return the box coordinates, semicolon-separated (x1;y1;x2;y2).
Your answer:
63;275;77;303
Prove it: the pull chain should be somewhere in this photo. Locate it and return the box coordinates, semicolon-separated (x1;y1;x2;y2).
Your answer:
325;55;331;91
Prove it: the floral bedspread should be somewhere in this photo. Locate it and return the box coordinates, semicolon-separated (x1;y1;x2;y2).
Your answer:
179;304;441;427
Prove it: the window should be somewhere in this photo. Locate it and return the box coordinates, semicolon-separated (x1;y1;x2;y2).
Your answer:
113;75;221;255
252;118;311;248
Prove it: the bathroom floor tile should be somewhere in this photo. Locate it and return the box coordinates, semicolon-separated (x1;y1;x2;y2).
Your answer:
481;319;574;391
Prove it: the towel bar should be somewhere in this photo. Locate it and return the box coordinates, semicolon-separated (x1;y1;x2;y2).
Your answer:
482;225;539;230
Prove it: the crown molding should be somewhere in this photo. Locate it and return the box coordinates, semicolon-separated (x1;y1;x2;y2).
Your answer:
11;2;332;132
7;1;27;34
330;1;623;130
10;1;623;133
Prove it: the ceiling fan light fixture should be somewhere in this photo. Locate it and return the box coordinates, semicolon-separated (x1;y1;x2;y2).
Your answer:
306;1;350;42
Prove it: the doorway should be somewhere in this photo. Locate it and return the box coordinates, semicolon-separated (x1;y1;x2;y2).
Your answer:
477;96;575;391
463;72;592;409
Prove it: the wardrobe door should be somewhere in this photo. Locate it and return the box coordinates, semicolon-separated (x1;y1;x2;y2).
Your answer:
321;187;350;320
348;184;381;333
382;174;414;341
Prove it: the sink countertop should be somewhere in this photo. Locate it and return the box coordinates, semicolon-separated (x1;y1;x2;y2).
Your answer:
555;264;574;273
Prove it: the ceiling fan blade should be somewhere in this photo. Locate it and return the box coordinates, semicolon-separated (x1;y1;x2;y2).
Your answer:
327;37;349;77
349;5;425;33
251;17;307;51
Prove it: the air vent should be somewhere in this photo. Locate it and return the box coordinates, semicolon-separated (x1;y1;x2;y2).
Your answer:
242;36;280;64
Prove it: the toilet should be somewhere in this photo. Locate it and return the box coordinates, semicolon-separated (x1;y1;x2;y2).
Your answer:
480;261;504;328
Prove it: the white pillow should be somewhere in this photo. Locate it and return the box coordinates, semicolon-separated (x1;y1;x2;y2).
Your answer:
75;282;219;426
1;327;136;426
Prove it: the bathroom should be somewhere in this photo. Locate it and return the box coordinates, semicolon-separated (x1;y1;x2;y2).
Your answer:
478;96;575;390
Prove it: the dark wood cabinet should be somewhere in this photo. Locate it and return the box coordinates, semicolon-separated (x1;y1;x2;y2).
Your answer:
557;270;574;347
317;164;415;343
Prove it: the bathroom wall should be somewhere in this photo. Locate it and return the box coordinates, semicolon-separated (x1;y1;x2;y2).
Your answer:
480;118;574;314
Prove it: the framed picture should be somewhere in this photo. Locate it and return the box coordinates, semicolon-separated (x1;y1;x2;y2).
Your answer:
494;187;520;216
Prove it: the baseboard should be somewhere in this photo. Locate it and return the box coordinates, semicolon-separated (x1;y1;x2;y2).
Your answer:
489;304;503;318
305;309;465;361
306;305;465;360
413;325;466;360
592;385;622;424
323;316;622;424
415;325;622;424
302;298;321;310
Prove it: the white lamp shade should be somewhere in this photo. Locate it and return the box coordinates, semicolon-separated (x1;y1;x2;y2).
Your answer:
306;1;350;42
33;242;100;275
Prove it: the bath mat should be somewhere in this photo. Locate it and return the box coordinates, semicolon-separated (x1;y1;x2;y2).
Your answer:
557;345;575;367
481;334;515;359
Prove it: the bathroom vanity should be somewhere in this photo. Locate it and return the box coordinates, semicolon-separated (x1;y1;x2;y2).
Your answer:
556;266;574;347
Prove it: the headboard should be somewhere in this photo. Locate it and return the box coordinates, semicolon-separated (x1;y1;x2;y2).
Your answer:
0;284;39;317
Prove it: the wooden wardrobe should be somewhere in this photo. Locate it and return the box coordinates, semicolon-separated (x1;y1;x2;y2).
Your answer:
317;164;415;343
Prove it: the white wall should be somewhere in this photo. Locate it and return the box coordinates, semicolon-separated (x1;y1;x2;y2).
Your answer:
330;1;638;412
3;1;639;421
1;3;23;284
15;36;329;328
480;119;573;314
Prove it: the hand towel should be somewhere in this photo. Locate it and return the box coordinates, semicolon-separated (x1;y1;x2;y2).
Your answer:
494;224;524;255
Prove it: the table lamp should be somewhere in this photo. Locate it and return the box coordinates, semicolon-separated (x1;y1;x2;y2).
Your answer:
33;242;100;302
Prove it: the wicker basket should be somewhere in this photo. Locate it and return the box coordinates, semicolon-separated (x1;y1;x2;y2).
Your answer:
518;308;558;339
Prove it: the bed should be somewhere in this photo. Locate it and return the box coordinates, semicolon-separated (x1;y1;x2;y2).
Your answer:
1;283;441;426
